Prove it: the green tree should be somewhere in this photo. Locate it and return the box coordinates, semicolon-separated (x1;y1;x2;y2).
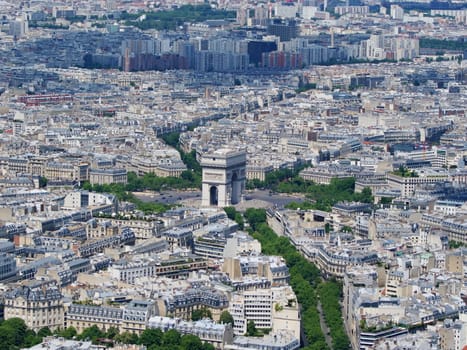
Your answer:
181;334;203;350
219;310;234;326
380;197;394;205
308;340;330;350
115;331;139;344
38;176;48;188
1;317;28;346
223;207;244;229
161;132;180;148
139;328;163;347
23;329;41;347
0;326;15;348
162;329;181;346
191;307;212;321
57;326;77;339
37;326;52;338
81;181;93;191
243;209;331;347
234;212;245;230
356;187;373;203
78;325;104;343
181;170;195;182
105;326;119;339
124;5;236;31
223;206;237;220
318;282;350;350
246;320;257;336
244;208;267;231
202;343;215;350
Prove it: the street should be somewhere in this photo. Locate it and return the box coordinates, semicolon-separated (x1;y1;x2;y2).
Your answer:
134;189;305;208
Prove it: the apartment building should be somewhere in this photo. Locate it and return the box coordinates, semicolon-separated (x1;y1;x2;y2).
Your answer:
227;330;300;350
0;253;16;281
95;217;161;240
78;227;135;257
89;168;127;185
109;256;208;284
148;316;234;349
222;255;290;287
312;243;378;279
4;280;64;331
162;287;229;321
230;290;272;335
387;171;449;197
66;300;157;334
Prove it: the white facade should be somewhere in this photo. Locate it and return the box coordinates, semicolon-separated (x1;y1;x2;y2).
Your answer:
229;289;273;335
201;149;246;207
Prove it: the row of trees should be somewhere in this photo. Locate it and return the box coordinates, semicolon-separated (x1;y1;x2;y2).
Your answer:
420;38;467;51
243;208;327;350
243;208;350;350
160;132;202;186
392;165;418;178
284;177;373;212
246;166;373;213
82;179;173;214
0;318;214;350
245;165;309;190
122;4;236;31
125;170;201;192
76;325;214;350
161;132;201;170
81;132;203;214
318;282;349;350
224;206;245;230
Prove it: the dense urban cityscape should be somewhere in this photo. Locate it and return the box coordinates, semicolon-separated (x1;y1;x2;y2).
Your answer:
0;0;466;349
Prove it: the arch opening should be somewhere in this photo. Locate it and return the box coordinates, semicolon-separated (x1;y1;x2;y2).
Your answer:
210;186;218;206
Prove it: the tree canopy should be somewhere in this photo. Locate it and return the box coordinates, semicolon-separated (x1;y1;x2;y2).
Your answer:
0;318;34;349
219;311;234;326
224;206;244;230
284;177;373;212
0;319;212;350
122;5;236;31
191;307;212;321
243;209;350;350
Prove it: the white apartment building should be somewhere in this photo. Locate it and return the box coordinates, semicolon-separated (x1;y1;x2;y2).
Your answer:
148;316;234;349
230;289;272;335
89;168;127;185
387;171;449;197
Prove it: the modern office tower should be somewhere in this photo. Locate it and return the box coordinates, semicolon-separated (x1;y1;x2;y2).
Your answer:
9;18;28;39
253;4;270;26
248;40;278;66
267;19;298;42
236;7;249;26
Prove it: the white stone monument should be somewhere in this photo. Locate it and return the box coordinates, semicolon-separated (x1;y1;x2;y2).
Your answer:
201;149;246;207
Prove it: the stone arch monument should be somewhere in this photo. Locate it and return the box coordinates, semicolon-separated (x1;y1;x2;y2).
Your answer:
201;149;246;207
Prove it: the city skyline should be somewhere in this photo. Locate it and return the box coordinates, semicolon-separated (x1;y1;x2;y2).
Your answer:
0;1;466;349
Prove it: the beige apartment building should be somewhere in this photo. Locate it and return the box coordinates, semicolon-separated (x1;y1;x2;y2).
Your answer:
4;280;64;332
